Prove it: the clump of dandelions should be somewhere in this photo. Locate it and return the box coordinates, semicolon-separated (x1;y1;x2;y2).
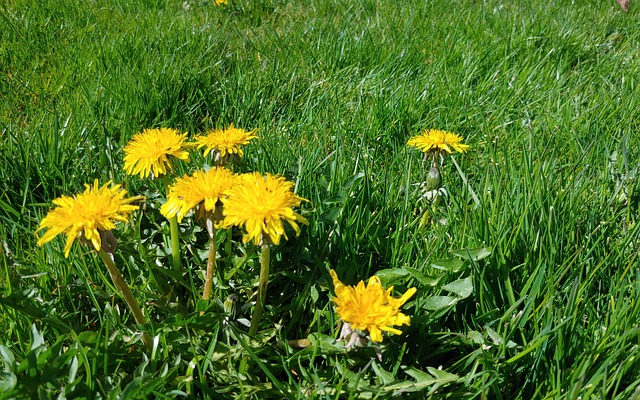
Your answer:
37;181;152;352
222;172;308;335
330;269;416;348
161;167;238;301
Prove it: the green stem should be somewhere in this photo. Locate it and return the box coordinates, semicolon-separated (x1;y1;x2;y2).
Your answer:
162;176;181;272
249;243;270;336
98;249;153;352
225;229;232;263
202;224;216;301
169;216;181;271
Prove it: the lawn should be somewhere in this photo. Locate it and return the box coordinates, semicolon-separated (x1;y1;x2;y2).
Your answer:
1;0;640;398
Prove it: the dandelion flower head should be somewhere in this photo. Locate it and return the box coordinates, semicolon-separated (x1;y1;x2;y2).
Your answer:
37;180;143;258
161;167;238;223
195;124;257;159
407;129;470;155
330;269;416;343
222;172;308;246
123;128;190;179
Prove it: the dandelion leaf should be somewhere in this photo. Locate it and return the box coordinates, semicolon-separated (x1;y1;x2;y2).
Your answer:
451;246;492;261
430;258;465;272
376;268;409;285
442;276;473;299
422;296;458;311
384;366;459;393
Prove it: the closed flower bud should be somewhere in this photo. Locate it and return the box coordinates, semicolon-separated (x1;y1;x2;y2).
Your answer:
224;294;239;321
425;166;442;190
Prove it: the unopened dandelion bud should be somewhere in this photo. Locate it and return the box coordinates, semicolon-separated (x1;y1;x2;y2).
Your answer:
425;166;442;190
224;293;239;320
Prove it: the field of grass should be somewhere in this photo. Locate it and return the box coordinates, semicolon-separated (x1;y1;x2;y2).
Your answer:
2;0;640;398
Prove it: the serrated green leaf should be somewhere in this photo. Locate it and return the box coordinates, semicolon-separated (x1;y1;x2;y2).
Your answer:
442;276;473;299
486;326;503;345
425;367;459;382
376;268;409;285
430;258;465;272
383;381;415;391
404;367;436;383
371;362;396;385
466;331;484;345
334;361;375;392
451;247;492;261
318;207;341;224
343;171;366;190
385;367;459;393
421;296;458;311
322;194;346;206
403;266;443;287
77;331;100;345
306;333;345;354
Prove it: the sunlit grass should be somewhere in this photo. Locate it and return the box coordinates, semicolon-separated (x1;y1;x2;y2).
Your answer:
2;0;640;398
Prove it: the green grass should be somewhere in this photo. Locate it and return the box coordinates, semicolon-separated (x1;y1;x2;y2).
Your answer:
2;0;640;398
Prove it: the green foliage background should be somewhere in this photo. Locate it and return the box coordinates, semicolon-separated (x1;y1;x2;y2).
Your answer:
2;0;640;398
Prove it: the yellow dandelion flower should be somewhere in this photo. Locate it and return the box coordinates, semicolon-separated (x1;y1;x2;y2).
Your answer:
195;124;257;159
330;269;416;343
214;0;227;4
407;129;470;155
123;128;190;179
222;172;308;246
36;180;143;258
160;167;238;223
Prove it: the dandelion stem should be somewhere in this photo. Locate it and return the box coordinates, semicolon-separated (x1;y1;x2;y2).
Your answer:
168;216;181;271
249;243;270;336
202;220;216;301
162;176;182;272
98;249;153;352
225;229;232;264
